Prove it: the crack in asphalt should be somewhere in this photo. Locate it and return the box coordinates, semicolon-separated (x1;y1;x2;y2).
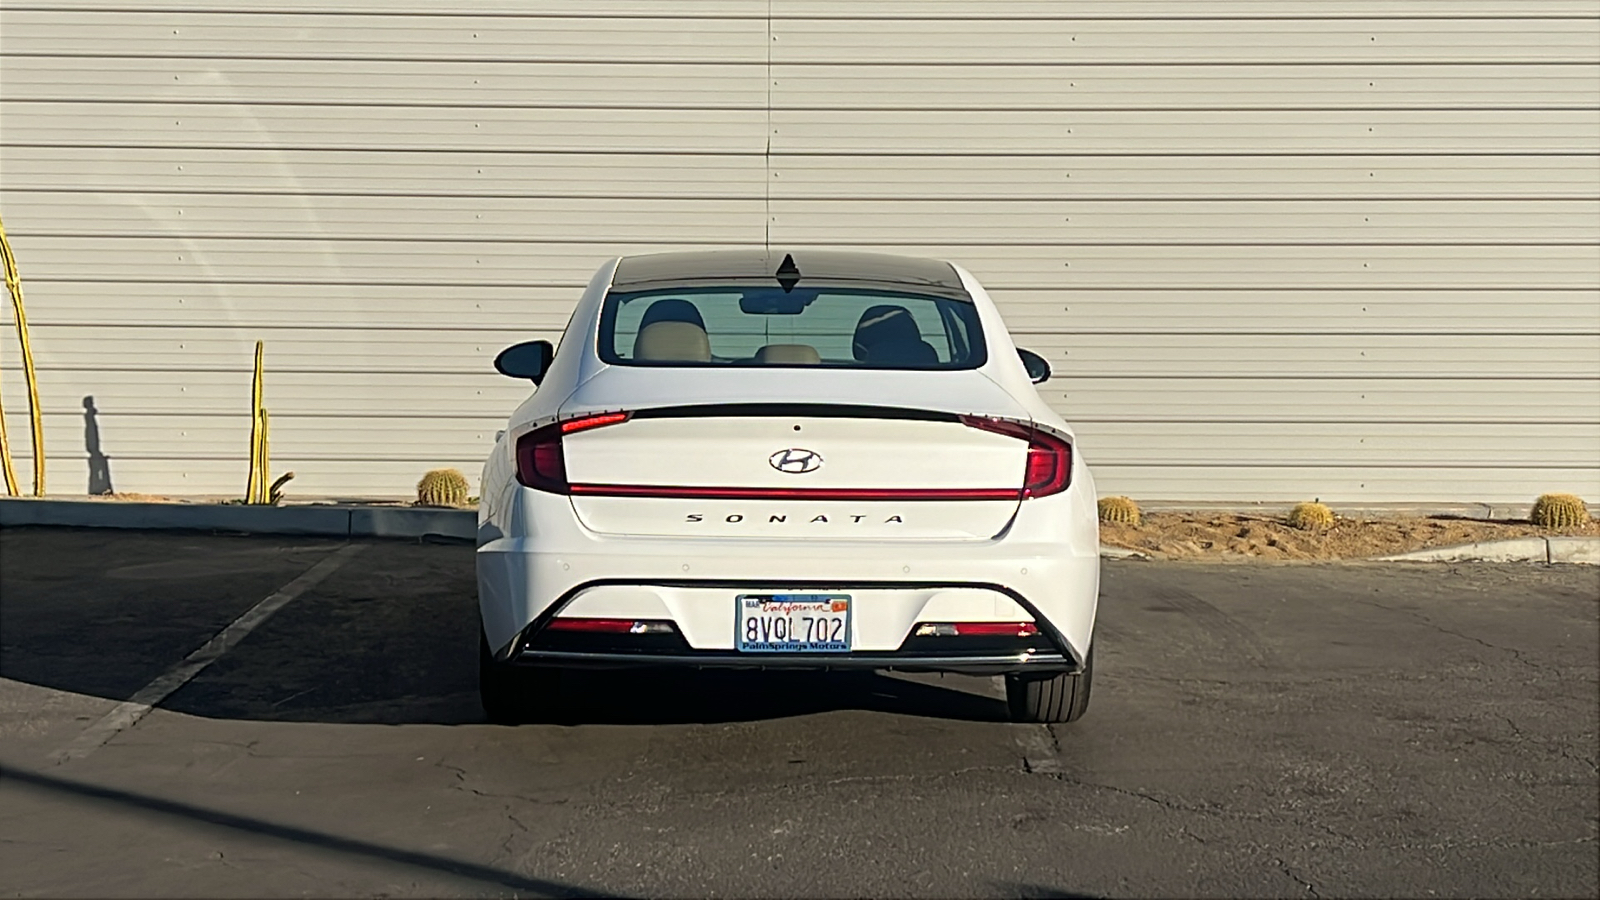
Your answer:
1354;596;1559;675
1050;776;1370;853
496;810;531;868
1557;747;1600;774
1049;776;1245;822
433;757;573;807
1275;857;1321;898
1500;714;1528;742
1413;832;1599;851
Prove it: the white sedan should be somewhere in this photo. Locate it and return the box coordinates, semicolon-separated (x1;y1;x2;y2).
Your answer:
477;250;1100;723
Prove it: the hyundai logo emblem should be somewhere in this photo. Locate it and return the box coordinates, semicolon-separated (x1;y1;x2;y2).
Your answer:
769;448;823;474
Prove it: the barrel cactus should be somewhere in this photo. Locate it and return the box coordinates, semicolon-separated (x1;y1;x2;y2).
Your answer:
1097;495;1141;526
416;468;471;507
1287;501;1335;532
1531;493;1589;528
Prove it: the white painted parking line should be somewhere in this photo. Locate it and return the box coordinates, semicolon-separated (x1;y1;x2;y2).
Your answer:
989;675;1062;774
50;543;367;765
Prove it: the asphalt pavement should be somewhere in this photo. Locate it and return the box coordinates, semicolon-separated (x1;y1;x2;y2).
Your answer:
1;526;1595;898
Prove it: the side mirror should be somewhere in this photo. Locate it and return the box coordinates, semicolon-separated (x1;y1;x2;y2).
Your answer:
494;340;554;384
1017;348;1051;384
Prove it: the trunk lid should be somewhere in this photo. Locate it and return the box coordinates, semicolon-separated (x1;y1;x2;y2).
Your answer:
557;368;1032;540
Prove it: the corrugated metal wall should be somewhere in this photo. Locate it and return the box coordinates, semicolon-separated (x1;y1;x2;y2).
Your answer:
2;1;1597;501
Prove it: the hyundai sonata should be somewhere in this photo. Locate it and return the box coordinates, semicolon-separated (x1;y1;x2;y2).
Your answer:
477;250;1099;723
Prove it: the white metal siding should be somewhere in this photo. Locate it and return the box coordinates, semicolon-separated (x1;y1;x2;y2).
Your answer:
2;1;1597;502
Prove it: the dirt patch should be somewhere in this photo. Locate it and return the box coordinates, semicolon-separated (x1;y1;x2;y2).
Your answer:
1100;512;1600;562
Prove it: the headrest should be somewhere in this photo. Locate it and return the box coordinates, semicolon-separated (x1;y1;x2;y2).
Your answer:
865;338;939;367
639;298;705;331
754;343;822;365
852;305;922;360
633;320;711;362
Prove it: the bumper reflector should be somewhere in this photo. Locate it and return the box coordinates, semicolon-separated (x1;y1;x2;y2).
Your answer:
914;622;1039;638
545;618;676;634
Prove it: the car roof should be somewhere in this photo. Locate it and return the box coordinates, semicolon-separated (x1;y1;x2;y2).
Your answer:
610;249;970;301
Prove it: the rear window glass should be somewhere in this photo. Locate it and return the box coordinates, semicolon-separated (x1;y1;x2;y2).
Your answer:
598;286;986;370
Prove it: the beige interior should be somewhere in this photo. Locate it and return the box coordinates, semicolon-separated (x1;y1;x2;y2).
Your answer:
754;343;822;365
633;320;711;362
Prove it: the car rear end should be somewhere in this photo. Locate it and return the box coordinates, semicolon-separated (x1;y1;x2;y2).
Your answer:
477;251;1100;722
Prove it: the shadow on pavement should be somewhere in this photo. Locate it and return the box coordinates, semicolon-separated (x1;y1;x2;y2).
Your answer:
526;668;1008;726
1;528;1008;727
1;767;615;898
989;883;1101;900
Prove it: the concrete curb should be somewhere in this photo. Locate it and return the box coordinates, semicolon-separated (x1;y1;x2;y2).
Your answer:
1134;500;1540;521
0;500;1150;559
1376;537;1600;565
5;499;1593;564
0;498;475;541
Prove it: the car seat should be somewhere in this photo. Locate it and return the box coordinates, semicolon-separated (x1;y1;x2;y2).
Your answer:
852;304;939;366
754;344;822;365
634;320;711;362
639;297;706;331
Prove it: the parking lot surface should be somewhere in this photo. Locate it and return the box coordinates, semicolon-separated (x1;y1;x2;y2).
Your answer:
1;526;1596;898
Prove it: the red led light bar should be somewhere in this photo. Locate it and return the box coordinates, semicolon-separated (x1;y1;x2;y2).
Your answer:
544;617;637;633
565;484;1021;501
560;412;630;434
953;622;1039;637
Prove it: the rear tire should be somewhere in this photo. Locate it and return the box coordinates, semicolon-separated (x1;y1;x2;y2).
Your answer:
479;631;562;724
1005;645;1093;724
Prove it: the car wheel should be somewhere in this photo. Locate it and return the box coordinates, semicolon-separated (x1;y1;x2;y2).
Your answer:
479;631;561;724
1005;644;1093;724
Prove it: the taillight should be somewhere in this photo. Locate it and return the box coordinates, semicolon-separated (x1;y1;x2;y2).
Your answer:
960;416;1073;499
544;617;674;634
515;411;631;493
1022;429;1072;499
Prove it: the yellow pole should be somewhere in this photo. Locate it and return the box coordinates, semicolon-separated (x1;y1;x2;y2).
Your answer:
0;363;18;496
256;408;271;504
0;214;44;496
245;341;264;503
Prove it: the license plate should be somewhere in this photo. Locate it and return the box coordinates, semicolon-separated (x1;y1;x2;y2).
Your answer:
736;594;851;653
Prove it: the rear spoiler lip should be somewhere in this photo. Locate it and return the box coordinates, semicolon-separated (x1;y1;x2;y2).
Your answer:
620;402;1072;443
627;402;962;423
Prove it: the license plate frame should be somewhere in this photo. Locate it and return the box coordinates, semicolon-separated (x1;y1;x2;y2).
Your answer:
735;594;851;653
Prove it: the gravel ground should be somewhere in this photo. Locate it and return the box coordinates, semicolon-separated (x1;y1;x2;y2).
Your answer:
1100;511;1600;561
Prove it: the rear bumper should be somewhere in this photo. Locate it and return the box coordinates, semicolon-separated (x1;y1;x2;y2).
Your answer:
477;478;1101;671
501;576;1086;674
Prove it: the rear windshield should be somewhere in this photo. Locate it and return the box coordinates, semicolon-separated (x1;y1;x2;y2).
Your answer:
598;286;986;370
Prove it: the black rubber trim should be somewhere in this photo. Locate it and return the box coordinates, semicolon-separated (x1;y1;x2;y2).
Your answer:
610;251;970;300
609;276;973;304
502;578;1084;673
629;403;962;423
517;649;1069;675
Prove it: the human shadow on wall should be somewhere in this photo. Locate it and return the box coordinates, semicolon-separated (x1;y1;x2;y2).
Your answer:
84;395;113;494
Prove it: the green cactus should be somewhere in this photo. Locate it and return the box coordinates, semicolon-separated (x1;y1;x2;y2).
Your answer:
416;468;470;507
1097;495;1141;526
1287;501;1335;532
1531;492;1589;528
